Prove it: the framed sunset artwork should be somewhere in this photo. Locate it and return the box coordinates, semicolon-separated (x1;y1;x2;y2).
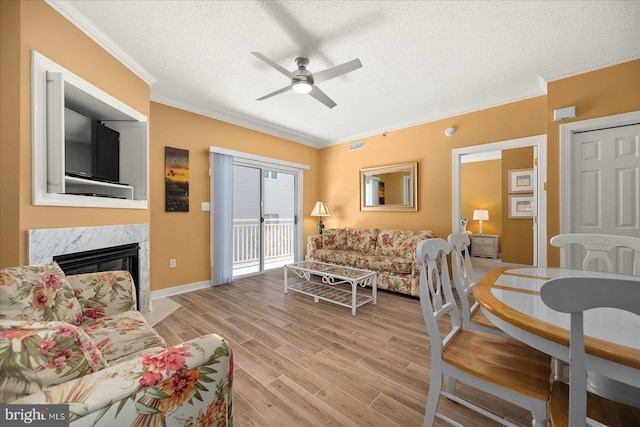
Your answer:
165;147;189;212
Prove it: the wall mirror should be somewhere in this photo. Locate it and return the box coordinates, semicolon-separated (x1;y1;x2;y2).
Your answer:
360;162;417;211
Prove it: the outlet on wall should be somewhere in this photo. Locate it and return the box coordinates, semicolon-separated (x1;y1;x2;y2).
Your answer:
170;259;176;268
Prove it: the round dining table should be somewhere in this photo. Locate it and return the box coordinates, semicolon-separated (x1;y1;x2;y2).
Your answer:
473;266;640;407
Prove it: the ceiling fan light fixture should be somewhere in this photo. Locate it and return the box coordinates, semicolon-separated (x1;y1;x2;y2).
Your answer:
292;80;313;94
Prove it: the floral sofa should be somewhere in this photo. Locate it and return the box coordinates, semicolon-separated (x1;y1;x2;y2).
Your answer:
306;228;434;296
0;262;232;427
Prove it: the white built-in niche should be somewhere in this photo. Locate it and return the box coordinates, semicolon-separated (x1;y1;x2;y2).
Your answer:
31;51;148;209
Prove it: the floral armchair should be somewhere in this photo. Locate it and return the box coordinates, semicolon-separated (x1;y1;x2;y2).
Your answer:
0;262;233;426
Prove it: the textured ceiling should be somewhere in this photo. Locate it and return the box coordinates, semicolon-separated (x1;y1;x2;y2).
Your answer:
50;1;640;148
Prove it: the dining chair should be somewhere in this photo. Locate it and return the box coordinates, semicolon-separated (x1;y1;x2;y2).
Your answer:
550;233;640;276
540;277;640;427
416;238;551;427
447;232;510;338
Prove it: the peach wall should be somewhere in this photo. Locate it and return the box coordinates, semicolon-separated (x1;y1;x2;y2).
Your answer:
501;147;533;264
0;1;22;265
149;103;320;291
1;0;151;267
461;160;502;243
3;0;638;281
320;97;547;240
545;59;640;267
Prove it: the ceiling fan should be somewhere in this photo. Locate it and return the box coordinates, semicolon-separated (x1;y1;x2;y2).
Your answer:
251;52;362;109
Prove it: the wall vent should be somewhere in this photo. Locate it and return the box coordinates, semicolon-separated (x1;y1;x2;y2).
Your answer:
349;141;364;151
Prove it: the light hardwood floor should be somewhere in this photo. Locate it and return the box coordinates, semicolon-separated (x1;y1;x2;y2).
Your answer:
154;268;534;426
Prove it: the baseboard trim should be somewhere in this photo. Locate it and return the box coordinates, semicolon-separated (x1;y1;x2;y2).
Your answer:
151;280;211;300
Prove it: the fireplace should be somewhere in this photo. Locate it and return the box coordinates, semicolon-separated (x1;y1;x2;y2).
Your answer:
54;244;140;309
28;224;150;313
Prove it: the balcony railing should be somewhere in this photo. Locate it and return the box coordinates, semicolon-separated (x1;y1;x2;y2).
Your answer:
233;218;295;275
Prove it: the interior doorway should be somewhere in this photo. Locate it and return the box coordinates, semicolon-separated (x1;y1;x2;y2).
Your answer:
453;135;547;267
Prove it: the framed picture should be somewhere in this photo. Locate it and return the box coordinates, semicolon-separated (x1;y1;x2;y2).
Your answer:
165;147;189;212
508;168;534;193
509;194;534;219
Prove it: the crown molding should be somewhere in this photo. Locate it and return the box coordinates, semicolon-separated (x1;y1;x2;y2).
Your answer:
46;0;157;86
539;49;640;82
150;94;326;148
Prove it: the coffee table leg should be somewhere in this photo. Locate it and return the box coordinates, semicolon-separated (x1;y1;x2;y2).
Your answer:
284;267;288;294
351;280;357;316
372;274;377;305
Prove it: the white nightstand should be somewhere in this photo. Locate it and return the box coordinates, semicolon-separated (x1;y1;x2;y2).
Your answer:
470;234;499;259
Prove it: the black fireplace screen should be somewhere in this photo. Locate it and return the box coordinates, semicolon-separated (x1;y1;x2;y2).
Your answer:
54;244;139;308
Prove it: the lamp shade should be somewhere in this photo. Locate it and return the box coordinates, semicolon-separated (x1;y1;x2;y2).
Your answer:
311;201;331;217
473;209;489;221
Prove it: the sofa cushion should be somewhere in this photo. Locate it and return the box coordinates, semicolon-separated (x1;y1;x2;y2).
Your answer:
0;262;83;325
0;320;109;403
66;270;136;322
376;230;434;258
313;249;362;266
347;228;379;253
355;255;413;274
322;228;348;250
80;311;166;362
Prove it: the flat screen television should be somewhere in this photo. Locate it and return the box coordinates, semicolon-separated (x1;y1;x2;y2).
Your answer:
64;108;120;183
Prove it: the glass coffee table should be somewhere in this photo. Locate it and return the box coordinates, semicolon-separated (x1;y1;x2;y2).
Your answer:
284;261;377;316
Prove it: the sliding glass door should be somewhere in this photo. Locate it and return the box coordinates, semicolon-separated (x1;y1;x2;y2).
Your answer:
232;164;297;276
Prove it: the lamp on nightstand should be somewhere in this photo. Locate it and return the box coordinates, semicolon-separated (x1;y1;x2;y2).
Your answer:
473;209;489;235
311;201;331;235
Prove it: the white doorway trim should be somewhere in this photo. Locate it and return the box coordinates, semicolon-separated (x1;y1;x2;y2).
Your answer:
453;134;547;267
209;146;309;274
558;110;640;267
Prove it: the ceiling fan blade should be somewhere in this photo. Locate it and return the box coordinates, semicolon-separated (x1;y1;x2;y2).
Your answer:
313;58;362;83
256;85;292;101
251;52;291;78
309;86;337;109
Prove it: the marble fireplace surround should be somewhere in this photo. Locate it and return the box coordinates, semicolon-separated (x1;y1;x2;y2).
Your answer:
28;224;150;313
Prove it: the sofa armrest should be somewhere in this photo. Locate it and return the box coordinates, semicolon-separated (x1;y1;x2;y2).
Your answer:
66;271;136;318
306;234;323;259
11;333;233;427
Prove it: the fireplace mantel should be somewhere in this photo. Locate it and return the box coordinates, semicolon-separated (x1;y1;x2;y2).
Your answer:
28;224;150;313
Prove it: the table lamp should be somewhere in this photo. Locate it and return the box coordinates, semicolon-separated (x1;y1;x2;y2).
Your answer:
473;209;489;235
311;201;331;234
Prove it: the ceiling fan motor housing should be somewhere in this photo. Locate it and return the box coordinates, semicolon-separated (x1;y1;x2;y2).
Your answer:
292;58;314;86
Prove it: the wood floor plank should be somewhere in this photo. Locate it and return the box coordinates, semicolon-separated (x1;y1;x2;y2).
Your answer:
370;392;424;427
230;383;272;427
269;376;359;427
241;339;328;394
226;316;288;349
252;319;324;356
154;268;536;426
233;369;314;427
228;342;282;386
316;384;399;427
309;350;388;406
320;346;428;414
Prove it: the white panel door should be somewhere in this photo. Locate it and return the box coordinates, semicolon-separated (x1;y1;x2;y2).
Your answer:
571;124;640;273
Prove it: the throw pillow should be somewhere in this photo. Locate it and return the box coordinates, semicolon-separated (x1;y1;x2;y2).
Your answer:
322;228;347;250
0;262;83;325
348;228;379;253
0;320;109;403
66;270;136;323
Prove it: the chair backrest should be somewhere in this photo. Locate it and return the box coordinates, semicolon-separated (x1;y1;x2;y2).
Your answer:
550;233;640;276
540;277;640;426
447;233;477;329
416;238;461;359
